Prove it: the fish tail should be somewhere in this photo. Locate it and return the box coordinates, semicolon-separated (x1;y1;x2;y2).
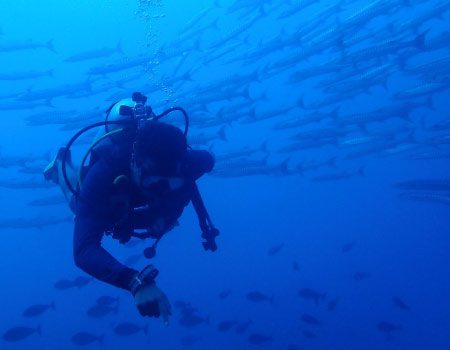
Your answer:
414;30;429;50
45;98;54;108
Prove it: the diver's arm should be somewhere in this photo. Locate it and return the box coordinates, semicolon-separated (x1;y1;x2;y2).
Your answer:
73;216;137;290
72;158;137;290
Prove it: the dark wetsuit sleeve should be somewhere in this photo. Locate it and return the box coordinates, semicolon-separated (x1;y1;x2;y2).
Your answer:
73;159;137;291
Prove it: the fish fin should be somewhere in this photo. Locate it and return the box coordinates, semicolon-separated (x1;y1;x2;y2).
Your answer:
279;158;291;175
328;157;337;168
218;126;227;141
297;95;305;109
260;140;269;154
116;40;124;54
241;84;251;100
357;167;366;178
414;30;429;50
330;107;340;122
47;39;57;53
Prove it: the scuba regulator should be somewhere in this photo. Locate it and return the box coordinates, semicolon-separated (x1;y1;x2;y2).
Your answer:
60;92;219;256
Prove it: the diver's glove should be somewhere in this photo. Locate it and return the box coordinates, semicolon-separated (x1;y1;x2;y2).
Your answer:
129;265;172;324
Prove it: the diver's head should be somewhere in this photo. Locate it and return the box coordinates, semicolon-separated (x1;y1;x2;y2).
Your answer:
131;121;187;194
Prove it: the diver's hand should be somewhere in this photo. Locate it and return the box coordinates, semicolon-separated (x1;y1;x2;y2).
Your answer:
134;283;172;324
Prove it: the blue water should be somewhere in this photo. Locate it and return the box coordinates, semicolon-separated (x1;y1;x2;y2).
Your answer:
1;0;450;349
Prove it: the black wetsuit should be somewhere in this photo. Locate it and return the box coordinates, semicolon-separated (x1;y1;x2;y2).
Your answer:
73;142;214;291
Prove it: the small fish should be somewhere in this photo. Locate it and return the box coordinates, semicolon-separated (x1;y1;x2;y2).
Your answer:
301;314;322;326
71;332;103;346
246;291;273;304
73;276;93;288
298;288;326;305
96;295;119;306
235;320;252;334
54;279;75;290
303;330;316;339
342;241;357;253
219;289;232;299
248;333;272;345
174;301;198;316
267;243;284;256
392;297;411;311
377;321;402;340
113;322;148;336
180;335;201;346
217;320;238;332
353;272;371;281
327;297;340;312
179;314;210;328
22;302;55;317
87;304;118;318
2;326;41;342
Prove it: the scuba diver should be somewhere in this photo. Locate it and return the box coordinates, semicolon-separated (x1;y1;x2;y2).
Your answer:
43;92;219;324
